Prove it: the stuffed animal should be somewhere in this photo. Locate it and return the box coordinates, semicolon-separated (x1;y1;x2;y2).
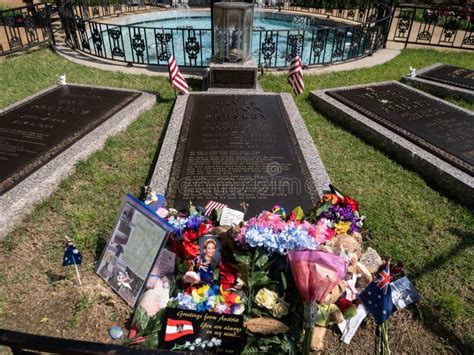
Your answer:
312;284;345;351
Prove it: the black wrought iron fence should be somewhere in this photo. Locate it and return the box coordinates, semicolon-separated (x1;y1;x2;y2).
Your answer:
288;0;393;24
76;0;168;19
0;0;171;56
58;0;391;69
389;3;474;50
0;3;54;55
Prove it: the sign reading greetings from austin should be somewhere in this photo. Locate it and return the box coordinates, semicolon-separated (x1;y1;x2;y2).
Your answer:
0;85;140;194
167;94;315;217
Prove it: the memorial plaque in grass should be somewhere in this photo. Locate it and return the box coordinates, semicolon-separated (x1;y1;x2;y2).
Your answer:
166;94;316;217
417;64;474;91
0;85;140;194
326;83;473;176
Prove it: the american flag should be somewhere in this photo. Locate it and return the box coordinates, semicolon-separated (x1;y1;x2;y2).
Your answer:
287;55;304;95
168;55;189;94
204;200;227;216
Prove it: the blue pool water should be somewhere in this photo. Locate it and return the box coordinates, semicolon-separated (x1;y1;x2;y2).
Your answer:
132;11;320;31
91;11;357;67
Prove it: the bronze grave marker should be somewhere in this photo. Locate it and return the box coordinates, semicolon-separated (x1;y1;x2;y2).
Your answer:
326;83;473;176
0;85;140;194
418;64;474;91
166;94;317;217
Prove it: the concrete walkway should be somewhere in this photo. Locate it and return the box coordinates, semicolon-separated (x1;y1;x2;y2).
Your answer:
53;40;401;78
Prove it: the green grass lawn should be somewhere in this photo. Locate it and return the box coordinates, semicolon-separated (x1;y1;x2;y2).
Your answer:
260;48;474;349
0;47;473;351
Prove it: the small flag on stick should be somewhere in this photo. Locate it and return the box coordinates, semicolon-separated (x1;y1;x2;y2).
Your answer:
287;55;304;95
63;238;83;285
168;55;189;95
359;264;393;324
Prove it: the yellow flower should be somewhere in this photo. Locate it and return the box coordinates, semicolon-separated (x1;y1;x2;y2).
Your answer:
335;221;351;235
272;302;289;318
255;288;278;310
198;284;209;296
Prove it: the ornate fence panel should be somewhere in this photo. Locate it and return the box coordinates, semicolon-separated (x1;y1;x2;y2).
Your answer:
253;13;390;68
288;0;393;24
0;3;54;55
53;0;393;68
389;4;474;50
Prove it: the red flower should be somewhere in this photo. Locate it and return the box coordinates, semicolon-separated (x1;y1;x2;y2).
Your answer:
183;240;199;258
335;297;353;313
289;211;296;221
219;262;238;290
223;291;239;305
198;222;213;236
343;196;359;212
183;229;199;242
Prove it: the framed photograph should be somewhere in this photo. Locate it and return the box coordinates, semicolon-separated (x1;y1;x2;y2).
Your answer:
199;235;222;265
96;194;175;307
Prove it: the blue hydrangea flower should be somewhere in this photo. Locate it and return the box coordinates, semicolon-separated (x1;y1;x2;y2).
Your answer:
187;213;203;230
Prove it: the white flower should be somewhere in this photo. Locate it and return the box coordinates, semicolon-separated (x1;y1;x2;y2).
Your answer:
189;346;195;351
255;288;278;309
185;341;191;347
210;337;217;344
215;339;222;346
194;338;202;344
201;342;207;348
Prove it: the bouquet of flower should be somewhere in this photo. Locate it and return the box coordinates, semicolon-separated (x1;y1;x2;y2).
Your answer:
288;250;347;355
124;187;417;354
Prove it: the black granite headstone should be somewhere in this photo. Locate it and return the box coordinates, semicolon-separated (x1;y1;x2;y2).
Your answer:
418;65;474;91
167;94;316;217
210;69;256;89
326;83;473;175
0;85;140;194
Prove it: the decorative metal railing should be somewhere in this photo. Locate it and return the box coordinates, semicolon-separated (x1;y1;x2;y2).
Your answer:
0;0;170;56
58;0;391;68
0;3;54;55
288;0;391;24
389;3;474;50
74;0;169;19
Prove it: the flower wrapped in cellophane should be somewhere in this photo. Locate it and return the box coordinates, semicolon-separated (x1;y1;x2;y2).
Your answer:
287;250;347;355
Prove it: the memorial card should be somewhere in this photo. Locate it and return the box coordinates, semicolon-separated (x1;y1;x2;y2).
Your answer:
96;194;174;307
159;308;244;354
391;276;420;310
219;207;245;226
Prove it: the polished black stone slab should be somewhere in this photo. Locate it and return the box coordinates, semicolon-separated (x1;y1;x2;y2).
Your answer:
418;64;474;91
0;85;140;194
211;69;256;88
326;83;473;176
166;94;316;217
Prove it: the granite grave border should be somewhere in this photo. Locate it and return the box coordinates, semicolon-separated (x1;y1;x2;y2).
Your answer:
149;91;332;210
401;63;474;103
0;84;157;239
310;81;474;208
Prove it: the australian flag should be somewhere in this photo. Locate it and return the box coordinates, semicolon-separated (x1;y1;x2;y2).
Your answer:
359;264;393;324
63;239;82;267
